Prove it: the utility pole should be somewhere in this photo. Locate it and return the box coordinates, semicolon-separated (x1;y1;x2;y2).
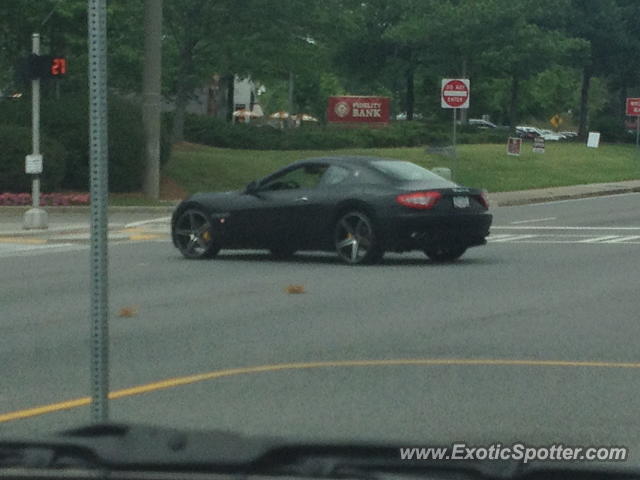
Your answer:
142;0;163;200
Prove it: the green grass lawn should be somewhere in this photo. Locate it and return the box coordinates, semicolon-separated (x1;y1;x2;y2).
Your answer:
164;141;640;195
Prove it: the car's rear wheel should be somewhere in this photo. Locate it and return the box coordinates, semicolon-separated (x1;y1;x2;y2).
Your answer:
334;211;383;265
424;245;467;262
270;245;297;260
173;209;221;259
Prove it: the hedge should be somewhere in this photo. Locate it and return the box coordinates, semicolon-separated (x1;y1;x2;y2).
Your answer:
184;115;462;150
0;95;172;192
0;124;67;193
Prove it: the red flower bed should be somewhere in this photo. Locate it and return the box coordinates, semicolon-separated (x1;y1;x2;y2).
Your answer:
0;192;90;206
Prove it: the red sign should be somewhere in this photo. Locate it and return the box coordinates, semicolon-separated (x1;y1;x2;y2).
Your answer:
441;79;470;109
507;137;521;156
626;97;640;116
327;96;390;124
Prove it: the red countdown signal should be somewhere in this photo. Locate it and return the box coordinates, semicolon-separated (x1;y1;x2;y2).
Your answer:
26;54;68;79
50;57;67;77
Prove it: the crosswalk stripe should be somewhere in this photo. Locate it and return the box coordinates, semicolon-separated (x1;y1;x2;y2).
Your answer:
578;235;621;243
490;234;538;242
601;235;640;244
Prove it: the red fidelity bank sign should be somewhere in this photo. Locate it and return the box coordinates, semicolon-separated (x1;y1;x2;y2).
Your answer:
327;96;390;124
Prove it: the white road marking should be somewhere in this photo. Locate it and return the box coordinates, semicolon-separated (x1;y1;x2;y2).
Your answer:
489;234;538;242
0;243;87;259
123;216;172;229
487;234;519;240
577;235;621;243
601;235;640;243
493;226;640;231
510;217;557;224
487;233;640;245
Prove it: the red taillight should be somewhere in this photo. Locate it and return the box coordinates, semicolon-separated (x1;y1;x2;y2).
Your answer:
396;191;442;209
476;191;490;209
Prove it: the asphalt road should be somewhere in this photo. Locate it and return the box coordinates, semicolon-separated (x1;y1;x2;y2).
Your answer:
2;194;640;460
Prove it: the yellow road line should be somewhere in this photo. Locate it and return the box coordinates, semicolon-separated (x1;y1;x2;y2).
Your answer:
3;358;640;423
128;234;163;241
0;237;47;245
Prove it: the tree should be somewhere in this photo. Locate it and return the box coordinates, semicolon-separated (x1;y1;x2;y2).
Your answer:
561;0;624;136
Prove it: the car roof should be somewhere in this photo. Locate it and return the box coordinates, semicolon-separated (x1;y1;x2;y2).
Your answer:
293;156;395;167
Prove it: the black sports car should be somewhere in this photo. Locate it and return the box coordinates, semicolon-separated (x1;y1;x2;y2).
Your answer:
171;156;492;264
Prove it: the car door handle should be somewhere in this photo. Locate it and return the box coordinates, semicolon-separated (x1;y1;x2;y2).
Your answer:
295;196;309;202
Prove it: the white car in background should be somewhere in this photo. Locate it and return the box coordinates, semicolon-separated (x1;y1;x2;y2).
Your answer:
516;126;564;141
538;129;565;141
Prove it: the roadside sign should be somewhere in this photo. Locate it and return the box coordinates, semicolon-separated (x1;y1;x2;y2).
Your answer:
549;114;562;128
327;96;390;124
533;136;545;154
626;98;640;148
587;131;600;148
441;78;470;109
507;137;522;156
25;153;43;174
626;98;640;116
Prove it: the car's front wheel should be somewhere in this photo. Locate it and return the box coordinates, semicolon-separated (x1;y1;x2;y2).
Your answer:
334;211;383;265
173;208;221;259
424;245;467;263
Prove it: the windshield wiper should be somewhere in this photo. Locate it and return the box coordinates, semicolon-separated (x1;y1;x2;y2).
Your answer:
1;423;637;479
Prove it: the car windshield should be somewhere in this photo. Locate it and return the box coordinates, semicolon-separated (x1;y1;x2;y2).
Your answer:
371;160;455;185
2;0;640;475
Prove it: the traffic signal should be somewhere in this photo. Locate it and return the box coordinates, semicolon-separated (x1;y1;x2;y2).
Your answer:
27;54;67;79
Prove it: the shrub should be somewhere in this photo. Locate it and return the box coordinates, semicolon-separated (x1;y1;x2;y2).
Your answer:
183;114;452;150
0;124;67;193
0;95;173;192
590;115;635;143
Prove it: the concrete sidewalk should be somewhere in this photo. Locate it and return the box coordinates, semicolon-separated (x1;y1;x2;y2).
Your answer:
0;211;172;242
1;180;640;240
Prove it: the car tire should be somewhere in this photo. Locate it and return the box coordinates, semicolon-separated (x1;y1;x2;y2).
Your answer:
172;208;221;259
424;245;467;263
334;211;384;265
270;245;297;260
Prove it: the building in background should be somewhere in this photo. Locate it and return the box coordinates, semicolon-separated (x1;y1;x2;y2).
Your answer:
163;75;260;122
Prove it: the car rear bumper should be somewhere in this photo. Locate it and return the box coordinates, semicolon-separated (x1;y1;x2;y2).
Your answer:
381;212;493;251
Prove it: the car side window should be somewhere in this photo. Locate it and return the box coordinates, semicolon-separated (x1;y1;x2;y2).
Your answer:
319;165;351;187
261;164;328;191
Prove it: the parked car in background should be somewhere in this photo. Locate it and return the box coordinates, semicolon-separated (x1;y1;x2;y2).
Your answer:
515;126;539;139
539;129;565;141
516;126;565;141
395;112;424;120
468;118;497;129
559;131;578;138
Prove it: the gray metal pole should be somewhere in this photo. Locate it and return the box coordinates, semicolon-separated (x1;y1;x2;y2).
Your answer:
452;108;458;181
142;0;162;200
32;34;40;209
636;116;639;149
288;71;294;127
87;0;110;423
23;33;48;229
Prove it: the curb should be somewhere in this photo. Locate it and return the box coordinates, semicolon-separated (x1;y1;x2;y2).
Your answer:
490;186;640;207
0;205;177;214
0;224;128;238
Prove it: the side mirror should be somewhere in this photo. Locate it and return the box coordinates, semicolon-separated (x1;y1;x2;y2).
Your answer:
245;180;259;194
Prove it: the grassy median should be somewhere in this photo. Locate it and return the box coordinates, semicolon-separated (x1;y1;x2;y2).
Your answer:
164;141;640;195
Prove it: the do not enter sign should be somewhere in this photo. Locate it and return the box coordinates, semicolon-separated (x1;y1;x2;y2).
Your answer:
441;78;470;109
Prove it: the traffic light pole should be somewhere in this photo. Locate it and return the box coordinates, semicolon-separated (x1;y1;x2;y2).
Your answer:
23;33;48;230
